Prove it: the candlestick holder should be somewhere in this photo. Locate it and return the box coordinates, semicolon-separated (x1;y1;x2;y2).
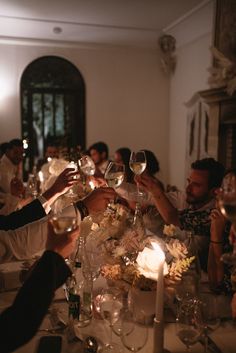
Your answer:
153;318;171;353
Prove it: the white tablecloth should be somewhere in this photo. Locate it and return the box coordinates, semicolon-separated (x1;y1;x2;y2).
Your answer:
0;263;236;353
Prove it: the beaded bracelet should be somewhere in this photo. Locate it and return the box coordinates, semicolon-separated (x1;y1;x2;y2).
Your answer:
76;200;89;220
210;240;223;244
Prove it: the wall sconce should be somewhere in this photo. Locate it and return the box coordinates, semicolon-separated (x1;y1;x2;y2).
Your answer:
158;34;177;75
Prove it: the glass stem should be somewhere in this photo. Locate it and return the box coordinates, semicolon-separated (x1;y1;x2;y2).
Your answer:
109;324;113;345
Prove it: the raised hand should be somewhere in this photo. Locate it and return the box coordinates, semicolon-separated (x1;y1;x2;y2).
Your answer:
83;187;117;214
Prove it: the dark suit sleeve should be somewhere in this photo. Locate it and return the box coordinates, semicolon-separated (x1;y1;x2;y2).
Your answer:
0;199;46;230
0;250;71;353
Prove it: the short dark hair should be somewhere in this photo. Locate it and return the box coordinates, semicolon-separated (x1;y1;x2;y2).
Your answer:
8;139;23;149
0;142;9;155
89;141;109;159
143;149;160;175
191;158;225;189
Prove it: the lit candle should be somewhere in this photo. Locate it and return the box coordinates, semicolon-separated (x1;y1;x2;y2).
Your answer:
152;242;165;321
151;242;165;353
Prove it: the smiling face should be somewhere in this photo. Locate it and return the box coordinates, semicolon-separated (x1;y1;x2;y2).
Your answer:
185;169;213;207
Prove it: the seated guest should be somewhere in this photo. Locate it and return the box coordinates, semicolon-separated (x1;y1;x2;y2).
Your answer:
0;139;24;214
37;140;59;170
136;158;225;271
0;186;116;263
0;221;78;353
88;141;110;177
114;147;133;183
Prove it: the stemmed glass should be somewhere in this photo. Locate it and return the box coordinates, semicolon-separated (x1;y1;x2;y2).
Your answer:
66;159;79;199
129;151;146;228
96;287;124;353
104;162;125;189
78;155;96;192
50;196;78;235
129;151;146;197
121;309;148;352
176;298;203;352
104;162;125;210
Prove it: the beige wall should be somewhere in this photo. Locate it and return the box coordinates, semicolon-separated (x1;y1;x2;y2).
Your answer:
0;43;170;183
168;0;214;189
0;0;215;189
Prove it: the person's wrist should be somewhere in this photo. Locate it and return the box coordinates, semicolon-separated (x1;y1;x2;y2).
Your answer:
76;200;89;219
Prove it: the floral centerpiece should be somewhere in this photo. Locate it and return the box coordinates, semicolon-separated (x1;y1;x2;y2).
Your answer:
80;204;194;292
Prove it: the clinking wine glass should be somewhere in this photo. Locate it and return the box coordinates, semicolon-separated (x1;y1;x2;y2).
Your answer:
129;151;146;197
66;160;79;198
129;151;146;228
104;162;125;189
104;162;125;209
78;155;96;192
50;196;78;235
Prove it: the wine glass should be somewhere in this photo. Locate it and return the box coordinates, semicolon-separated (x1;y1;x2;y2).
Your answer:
176;298;203;352
129;151;146;228
129;151;146;196
96;287;124;353
65;160;79;199
104;162;125;189
26;173;38;198
50;196;78;235
78;155;96;193
104;162;125;210
78;155;96;176
121;309;148;352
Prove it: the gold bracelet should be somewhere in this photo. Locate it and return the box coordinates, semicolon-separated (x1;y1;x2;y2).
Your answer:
210;240;223;244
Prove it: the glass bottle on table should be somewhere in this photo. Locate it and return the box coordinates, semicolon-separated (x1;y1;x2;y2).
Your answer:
67;236;92;331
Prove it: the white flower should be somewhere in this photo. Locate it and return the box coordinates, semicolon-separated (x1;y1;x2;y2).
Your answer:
136;246;168;281
166;239;188;260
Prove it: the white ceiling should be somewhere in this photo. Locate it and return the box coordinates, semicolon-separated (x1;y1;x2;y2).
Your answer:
0;0;209;48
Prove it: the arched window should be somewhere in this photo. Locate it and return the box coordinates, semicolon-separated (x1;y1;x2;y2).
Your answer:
21;55;85;175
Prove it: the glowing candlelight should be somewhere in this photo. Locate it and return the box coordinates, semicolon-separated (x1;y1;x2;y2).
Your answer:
151;242;165;322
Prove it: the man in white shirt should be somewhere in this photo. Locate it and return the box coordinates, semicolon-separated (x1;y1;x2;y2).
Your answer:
88;141;110;176
0;139;24;213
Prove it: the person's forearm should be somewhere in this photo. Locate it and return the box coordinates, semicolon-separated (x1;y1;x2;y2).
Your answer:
152;190;181;226
0;251;71;353
208;242;224;290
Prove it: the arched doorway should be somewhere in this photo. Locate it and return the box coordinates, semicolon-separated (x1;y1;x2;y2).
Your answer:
21;55;85;177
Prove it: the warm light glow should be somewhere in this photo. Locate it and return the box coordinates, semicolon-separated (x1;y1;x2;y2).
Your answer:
23;139;28;149
89;180;95;190
151;241;165;262
38;171;44;182
136;241;167;281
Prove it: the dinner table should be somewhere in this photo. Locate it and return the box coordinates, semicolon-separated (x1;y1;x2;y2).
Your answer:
0;260;235;353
